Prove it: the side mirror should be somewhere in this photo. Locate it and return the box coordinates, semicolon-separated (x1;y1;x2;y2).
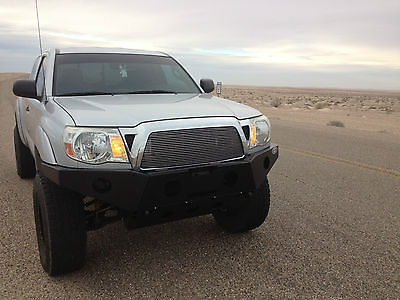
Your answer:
13;79;38;99
200;79;214;93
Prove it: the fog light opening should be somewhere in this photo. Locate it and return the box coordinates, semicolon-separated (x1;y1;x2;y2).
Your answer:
92;178;112;193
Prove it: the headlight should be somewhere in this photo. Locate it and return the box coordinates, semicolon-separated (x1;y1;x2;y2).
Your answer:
249;115;270;149
63;127;128;164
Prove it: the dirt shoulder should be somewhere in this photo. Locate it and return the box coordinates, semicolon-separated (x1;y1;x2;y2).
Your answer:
218;85;400;136
0;73;27;83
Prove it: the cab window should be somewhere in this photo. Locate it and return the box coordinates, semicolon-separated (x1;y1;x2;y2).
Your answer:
29;56;42;80
36;57;47;99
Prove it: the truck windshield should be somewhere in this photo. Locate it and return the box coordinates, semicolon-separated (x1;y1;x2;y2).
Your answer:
53;54;201;96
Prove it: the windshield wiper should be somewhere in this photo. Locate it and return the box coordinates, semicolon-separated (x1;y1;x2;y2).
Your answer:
57;91;115;97
122;90;178;94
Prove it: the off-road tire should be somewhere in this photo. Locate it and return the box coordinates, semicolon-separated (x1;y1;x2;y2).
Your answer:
14;126;36;178
33;172;86;276
213;178;270;233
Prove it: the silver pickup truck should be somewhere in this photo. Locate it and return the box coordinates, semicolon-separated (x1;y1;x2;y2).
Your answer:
13;47;278;275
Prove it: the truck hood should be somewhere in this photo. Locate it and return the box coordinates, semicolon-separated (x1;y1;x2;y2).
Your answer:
53;93;261;127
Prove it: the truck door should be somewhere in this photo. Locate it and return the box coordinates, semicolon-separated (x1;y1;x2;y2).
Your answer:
18;56;41;145
24;55;47;151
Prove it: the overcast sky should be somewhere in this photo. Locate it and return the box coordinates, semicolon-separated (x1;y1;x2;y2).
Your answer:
0;0;399;90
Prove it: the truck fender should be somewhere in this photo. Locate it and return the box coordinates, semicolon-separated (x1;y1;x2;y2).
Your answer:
15;97;28;145
34;127;57;165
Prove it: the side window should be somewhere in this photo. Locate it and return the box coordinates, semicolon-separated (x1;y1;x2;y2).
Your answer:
36;57;47;99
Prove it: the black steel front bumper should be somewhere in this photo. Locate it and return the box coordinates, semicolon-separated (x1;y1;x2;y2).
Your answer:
38;145;278;214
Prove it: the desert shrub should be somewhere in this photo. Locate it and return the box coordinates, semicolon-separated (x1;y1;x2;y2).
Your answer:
286;98;296;104
315;102;329;109
270;99;282;107
327;120;345;127
383;106;394;113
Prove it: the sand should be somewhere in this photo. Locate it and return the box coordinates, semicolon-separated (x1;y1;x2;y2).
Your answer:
0;73;27;82
216;85;400;136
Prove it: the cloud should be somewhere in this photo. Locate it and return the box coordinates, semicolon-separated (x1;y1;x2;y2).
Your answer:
174;51;400;90
0;0;399;90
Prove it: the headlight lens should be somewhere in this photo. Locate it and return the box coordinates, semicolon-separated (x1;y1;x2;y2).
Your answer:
63;127;128;164
248;115;270;149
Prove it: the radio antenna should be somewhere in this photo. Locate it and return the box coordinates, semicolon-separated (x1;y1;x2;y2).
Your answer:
35;0;43;55
34;0;47;102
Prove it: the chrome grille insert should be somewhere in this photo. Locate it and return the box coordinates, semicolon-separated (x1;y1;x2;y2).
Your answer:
140;126;244;169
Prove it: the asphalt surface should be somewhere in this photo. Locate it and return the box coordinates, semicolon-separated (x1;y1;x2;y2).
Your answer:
1;77;399;299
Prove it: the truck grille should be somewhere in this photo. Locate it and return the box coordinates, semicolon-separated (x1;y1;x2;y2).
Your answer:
140;126;244;169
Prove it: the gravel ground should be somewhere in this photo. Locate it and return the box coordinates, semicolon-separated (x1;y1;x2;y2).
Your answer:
221;85;400;113
1;74;399;299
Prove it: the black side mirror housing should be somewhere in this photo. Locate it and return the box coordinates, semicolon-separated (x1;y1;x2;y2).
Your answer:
13;79;38;99
200;79;215;93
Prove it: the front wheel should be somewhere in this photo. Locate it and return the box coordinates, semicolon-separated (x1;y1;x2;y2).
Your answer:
14;126;36;178
213;178;270;233
33;173;87;275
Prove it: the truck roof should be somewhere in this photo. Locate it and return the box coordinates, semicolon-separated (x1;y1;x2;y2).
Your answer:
55;47;169;57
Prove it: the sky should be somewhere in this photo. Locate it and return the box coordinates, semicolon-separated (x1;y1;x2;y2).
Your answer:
0;0;399;90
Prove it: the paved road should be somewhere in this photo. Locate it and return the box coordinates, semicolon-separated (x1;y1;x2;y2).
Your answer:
1;77;399;298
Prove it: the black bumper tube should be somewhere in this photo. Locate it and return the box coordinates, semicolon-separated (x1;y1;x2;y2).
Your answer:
38;145;279;213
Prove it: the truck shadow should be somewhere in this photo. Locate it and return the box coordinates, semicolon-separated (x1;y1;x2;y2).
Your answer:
53;215;284;296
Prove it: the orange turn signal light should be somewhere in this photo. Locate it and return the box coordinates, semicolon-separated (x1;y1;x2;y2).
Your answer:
250;124;257;146
65;143;74;156
110;136;127;159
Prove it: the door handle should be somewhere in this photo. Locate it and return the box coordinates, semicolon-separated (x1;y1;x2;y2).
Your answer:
26;105;30;112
